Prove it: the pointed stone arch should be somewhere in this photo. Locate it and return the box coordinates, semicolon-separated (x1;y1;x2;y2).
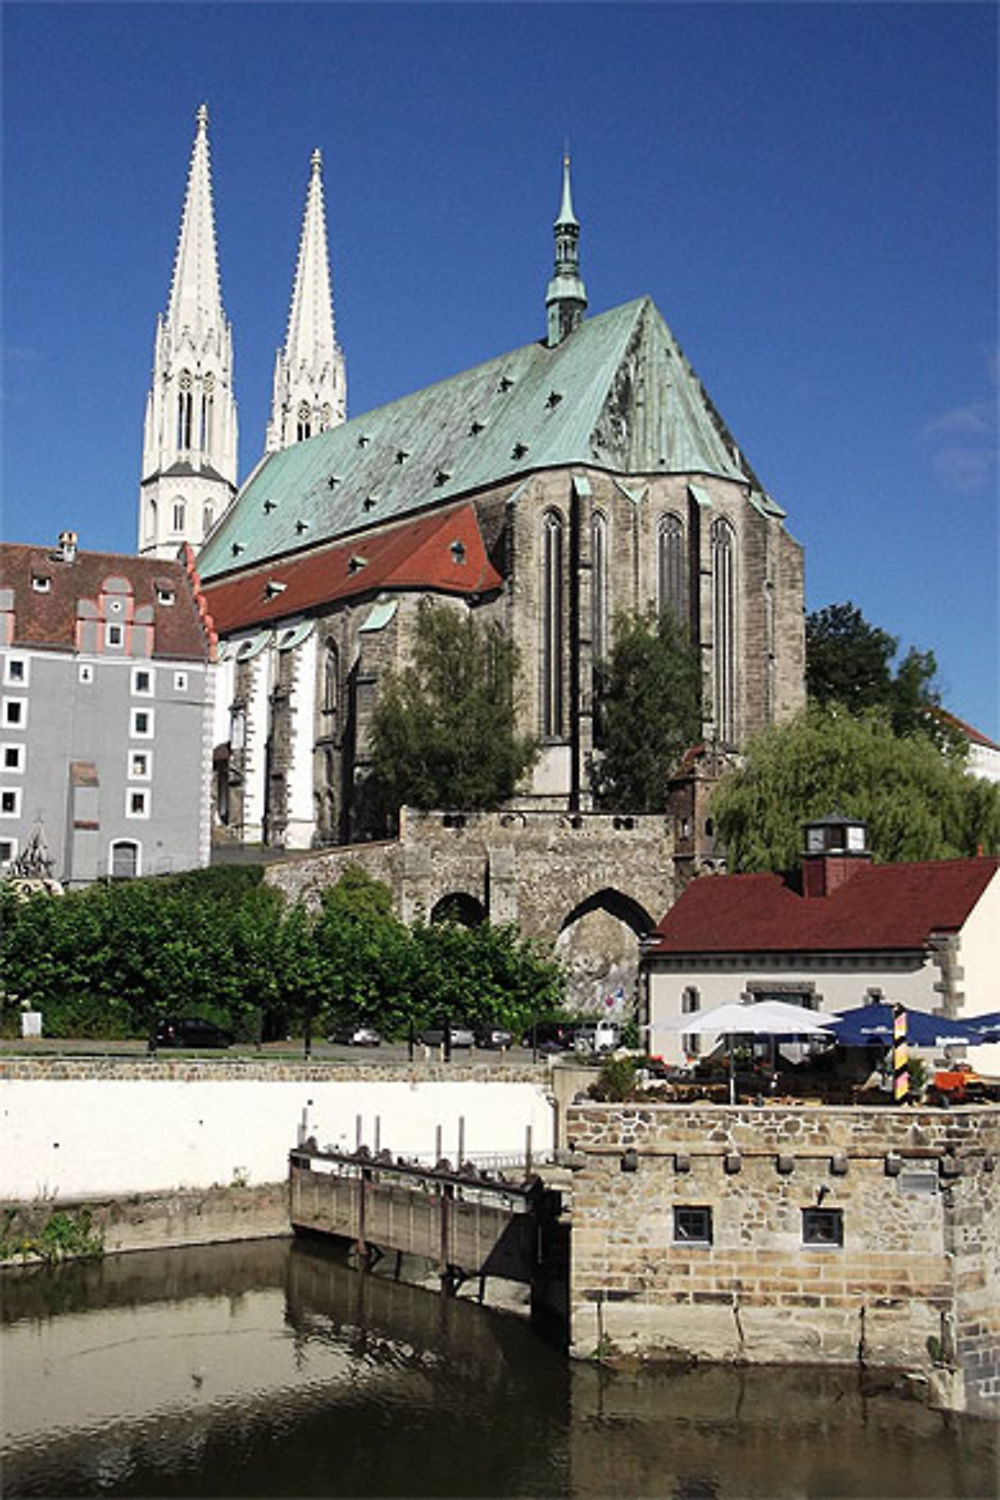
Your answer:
556;886;655;1013
559;886;655;938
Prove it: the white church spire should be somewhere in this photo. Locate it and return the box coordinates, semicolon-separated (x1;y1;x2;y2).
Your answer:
138;104;238;559
266;148;346;453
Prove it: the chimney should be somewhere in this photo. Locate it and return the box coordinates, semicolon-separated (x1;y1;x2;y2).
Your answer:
57;530;78;563
801;814;871;898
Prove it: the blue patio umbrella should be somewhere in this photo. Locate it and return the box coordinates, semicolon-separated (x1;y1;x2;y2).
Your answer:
827;1003;981;1048
965;1012;1000;1041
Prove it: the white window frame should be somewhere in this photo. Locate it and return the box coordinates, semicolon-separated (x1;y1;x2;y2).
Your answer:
105;622;125;648
129;749;152;780
130;707;154;739
156;588;175;607
173;671;189;692
131;666;155;696
2;656;28;687
1;743;25;774
125;788;151;820
79;664;95;684
2;698;26;730
0;786;23;818
31;576;51;594
0;836;18;868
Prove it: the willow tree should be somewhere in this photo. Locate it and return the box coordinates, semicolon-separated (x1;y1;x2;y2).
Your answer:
711;705;1000;873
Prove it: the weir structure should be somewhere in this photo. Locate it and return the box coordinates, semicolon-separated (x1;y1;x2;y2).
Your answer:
289;1144;567;1318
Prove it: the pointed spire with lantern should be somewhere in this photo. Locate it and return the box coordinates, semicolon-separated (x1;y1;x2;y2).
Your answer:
545;152;588;347
138;104;238;558
266;147;346;453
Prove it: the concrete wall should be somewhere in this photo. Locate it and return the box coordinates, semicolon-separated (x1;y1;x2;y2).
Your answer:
565;1101;1000;1416
0;1059;555;1202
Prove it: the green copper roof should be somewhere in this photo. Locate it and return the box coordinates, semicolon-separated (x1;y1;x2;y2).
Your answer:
199;297;776;581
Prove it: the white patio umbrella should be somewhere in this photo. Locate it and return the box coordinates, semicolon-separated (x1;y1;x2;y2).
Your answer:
652;1000;834;1103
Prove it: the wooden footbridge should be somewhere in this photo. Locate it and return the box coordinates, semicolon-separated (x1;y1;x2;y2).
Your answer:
289;1144;566;1301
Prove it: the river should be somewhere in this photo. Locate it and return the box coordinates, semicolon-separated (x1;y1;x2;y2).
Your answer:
2;1238;997;1498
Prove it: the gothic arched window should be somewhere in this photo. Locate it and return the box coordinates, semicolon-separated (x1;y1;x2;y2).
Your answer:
712;518;736;744
172;499;186;534
541;509;564;737
591;510;608;666
658;513;687;623
296;402;312;443
177;372;193;450
202;504;214;538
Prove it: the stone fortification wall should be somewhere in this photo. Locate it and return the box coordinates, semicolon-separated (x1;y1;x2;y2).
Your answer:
265;808;674;1011
0;1058;554;1204
565;1102;1000;1416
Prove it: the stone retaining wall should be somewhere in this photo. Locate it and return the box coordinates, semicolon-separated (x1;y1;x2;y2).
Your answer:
565;1101;1000;1416
2;1181;291;1260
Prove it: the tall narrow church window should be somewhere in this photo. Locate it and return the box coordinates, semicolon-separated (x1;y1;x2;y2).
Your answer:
541;510;564;738
297;402;312;443
712;518;736;744
203;504;214;537
172;500;186;534
658;513;686;622
177;372;193;450
591;510;608;666
322;638;339;719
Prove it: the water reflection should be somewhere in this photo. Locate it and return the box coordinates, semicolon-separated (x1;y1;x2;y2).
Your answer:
2;1239;997;1498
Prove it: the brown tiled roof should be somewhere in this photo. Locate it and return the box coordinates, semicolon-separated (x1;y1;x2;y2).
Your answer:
0;543;213;661
646;856;999;956
202;501;503;633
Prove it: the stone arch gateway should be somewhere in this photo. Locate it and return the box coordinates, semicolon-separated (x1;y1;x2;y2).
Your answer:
265;807;676;1013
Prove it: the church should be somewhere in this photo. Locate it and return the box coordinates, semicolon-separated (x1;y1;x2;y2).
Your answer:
141;108;805;853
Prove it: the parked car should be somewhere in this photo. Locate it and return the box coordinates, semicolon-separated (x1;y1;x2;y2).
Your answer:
523;1020;576;1053
476;1027;514;1050
421;1025;475;1049
155;1017;233;1049
328;1024;382;1047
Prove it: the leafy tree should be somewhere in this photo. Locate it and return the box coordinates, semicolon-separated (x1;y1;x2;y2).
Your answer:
710;704;1000;873
408;920;564;1032
592;609;703;812
805;602;957;745
367;603;539;826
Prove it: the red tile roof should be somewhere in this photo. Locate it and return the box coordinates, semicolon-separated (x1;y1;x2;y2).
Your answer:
647;856;999;956
202;502;503;633
933;706;1000;751
0;543;213;661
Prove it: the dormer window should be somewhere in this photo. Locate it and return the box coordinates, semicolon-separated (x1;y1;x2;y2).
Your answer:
348;555;368;575
32;576;51;593
450;540;467;565
156;587;175;606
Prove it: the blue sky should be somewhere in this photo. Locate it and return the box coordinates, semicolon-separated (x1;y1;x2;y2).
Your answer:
3;2;997;737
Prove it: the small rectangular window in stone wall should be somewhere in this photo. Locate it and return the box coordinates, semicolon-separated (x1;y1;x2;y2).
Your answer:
802;1207;843;1247
673;1205;712;1245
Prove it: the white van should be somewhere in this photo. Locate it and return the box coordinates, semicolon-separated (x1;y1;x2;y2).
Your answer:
573;1019;621;1054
